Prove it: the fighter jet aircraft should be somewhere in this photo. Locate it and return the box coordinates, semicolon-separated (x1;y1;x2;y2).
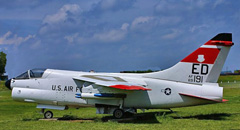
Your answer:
5;33;233;119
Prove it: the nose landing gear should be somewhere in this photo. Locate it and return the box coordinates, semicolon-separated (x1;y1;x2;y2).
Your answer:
44;111;53;119
41;109;54;119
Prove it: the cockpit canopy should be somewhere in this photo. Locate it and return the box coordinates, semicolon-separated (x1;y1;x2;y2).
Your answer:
15;69;46;79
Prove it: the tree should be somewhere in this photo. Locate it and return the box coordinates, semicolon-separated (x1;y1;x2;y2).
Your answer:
0;51;7;76
234;70;240;74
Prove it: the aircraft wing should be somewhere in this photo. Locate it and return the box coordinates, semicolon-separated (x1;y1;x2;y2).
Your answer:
73;75;151;91
179;93;228;103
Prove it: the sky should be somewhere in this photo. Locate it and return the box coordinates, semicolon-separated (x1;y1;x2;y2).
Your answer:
0;0;240;78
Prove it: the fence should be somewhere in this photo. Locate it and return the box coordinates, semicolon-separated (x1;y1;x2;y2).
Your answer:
218;81;240;87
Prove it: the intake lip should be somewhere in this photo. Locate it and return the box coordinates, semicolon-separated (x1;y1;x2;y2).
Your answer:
5;79;11;90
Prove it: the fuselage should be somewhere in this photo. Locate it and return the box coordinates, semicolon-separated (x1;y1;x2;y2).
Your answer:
10;69;223;109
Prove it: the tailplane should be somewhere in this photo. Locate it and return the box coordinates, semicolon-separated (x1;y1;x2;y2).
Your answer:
144;33;234;84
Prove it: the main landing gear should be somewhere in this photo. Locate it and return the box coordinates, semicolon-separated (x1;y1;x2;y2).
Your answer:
113;108;137;119
41;109;54;119
113;109;124;119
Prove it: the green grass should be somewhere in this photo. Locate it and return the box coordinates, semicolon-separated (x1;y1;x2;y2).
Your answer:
0;81;8;91
0;76;240;130
218;75;240;82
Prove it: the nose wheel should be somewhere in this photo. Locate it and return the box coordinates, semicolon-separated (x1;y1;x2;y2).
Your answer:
43;110;53;119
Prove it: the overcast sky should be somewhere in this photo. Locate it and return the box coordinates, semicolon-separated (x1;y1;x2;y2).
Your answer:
0;0;239;78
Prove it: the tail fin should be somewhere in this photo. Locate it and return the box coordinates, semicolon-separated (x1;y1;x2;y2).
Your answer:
144;33;234;84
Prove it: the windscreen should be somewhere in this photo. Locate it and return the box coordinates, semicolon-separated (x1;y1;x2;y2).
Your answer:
15;71;29;79
15;69;46;79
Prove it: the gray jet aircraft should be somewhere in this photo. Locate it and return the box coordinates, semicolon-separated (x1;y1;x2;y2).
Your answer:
5;33;233;119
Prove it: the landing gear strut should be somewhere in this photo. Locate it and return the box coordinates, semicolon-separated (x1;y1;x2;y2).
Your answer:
169;108;182;119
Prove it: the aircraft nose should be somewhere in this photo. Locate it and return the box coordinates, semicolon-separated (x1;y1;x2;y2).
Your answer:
5;79;11;90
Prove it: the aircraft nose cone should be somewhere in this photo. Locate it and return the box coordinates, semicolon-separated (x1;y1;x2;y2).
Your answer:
5;79;11;90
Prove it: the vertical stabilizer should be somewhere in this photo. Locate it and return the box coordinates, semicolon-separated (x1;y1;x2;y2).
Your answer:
144;33;234;84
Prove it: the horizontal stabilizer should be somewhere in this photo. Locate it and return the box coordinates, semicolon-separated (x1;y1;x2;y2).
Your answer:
179;93;227;103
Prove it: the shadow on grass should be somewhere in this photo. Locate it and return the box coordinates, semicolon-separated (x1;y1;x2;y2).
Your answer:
174;113;232;120
22;118;40;121
28;112;172;123
25;112;233;123
58;115;97;121
23;115;97;122
40;112;168;123
101;112;172;124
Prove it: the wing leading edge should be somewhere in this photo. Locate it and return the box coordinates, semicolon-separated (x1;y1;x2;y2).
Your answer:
73;75;151;91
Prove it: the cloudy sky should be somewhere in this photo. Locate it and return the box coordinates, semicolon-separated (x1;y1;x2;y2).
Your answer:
0;0;239;78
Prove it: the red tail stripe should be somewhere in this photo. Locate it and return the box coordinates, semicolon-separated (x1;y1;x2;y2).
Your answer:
181;48;220;64
204;40;233;46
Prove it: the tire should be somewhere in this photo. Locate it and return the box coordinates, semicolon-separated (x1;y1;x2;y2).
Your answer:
113;109;124;119
44;111;53;119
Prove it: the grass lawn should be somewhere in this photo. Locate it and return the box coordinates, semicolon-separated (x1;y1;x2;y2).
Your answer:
218;75;240;82
0;75;240;130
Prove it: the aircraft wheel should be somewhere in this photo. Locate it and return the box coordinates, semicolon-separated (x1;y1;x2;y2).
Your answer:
44;111;53;119
113;109;124;119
